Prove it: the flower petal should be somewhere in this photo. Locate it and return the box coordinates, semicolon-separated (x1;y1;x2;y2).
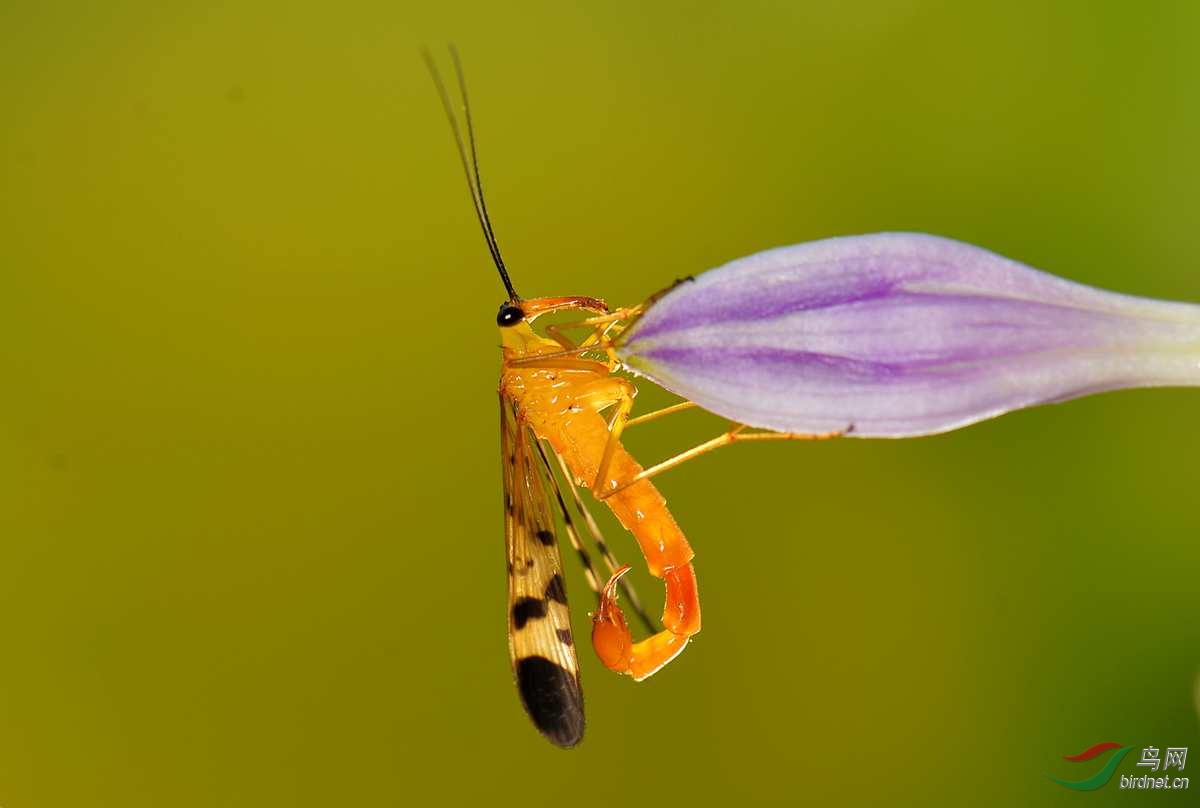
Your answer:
618;233;1200;437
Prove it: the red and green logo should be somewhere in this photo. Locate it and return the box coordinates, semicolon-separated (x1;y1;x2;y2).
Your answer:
1045;742;1135;791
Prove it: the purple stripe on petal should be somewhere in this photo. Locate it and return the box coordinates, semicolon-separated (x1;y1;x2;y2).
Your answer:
630;274;901;341
618;233;1200;438
637;346;906;381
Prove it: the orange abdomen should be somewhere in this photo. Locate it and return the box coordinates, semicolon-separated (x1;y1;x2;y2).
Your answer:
542;409;700;638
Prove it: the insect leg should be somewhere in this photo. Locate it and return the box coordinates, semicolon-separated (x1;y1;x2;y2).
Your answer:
519;306;644;362
542;325;580;353
507;318;633;368
542;317;620;353
549;447;657;636
591;390;635;498
623;401;698;428
597;423;851;501
531;439;603;595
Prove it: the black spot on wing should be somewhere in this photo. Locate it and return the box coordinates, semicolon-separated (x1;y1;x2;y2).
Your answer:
556;628;573;646
536;529;554;546
512;597;547;629
516;656;584;748
544;573;567;605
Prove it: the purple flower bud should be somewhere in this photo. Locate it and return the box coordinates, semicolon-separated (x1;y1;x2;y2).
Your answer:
617;233;1200;438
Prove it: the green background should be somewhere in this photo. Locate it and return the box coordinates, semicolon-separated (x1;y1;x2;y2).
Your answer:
3;2;1198;805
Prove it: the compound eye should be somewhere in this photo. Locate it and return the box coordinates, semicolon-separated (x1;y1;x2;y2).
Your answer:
496;303;525;327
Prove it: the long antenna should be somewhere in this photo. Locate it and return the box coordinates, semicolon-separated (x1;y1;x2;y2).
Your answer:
422;47;519;301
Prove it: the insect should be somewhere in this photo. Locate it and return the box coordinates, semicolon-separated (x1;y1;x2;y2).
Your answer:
424;50;847;748
425;44;1200;750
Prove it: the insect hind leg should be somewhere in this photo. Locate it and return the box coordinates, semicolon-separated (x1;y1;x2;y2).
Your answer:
549;447;657;635
597;423;852;500
532;440;603;595
534;440;657;634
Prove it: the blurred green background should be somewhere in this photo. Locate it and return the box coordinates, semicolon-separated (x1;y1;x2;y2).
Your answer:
3;2;1198;805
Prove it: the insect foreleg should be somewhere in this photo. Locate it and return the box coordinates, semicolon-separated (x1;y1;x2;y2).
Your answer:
552;305;643;344
542;324;581;352
512;309;642;366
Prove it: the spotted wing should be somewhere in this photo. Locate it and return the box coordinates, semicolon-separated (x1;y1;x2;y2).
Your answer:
501;396;584;748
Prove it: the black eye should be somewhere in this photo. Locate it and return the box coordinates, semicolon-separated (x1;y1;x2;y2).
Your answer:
496;303;525;327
